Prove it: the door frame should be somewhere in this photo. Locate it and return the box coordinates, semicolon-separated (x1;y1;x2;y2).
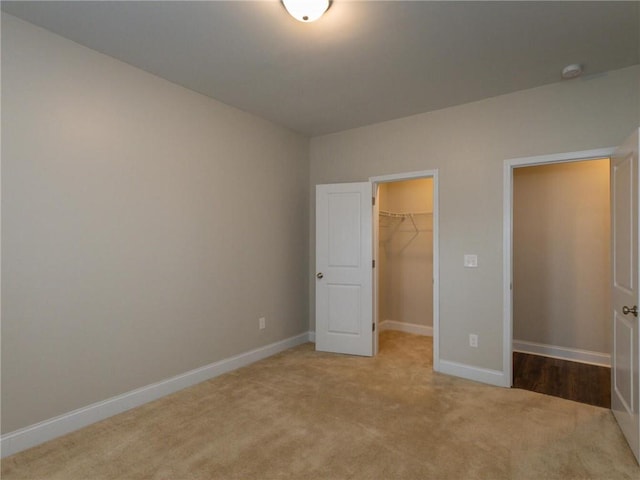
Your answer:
502;147;616;386
370;170;440;371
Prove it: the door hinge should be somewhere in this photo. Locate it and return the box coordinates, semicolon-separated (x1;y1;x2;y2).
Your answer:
372;196;376;206
373;323;376;332
372;259;376;268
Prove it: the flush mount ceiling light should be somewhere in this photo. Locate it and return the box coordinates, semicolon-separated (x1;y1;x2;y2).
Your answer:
282;0;330;22
561;64;583;80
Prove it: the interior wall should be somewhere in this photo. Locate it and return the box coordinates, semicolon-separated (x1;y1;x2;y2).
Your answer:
378;179;433;328
513;160;611;355
309;63;639;373
1;14;310;434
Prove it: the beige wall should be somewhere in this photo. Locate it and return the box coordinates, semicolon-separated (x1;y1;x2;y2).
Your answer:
378;179;433;327
1;14;309;434
310;64;639;371
513;160;610;354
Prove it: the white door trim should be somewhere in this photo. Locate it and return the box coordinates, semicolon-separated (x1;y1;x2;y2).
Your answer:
502;147;616;386
370;170;440;372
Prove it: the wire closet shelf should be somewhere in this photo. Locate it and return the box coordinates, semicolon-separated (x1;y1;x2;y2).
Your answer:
378;210;432;234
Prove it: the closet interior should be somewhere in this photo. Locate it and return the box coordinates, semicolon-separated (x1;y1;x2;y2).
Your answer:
378;178;434;339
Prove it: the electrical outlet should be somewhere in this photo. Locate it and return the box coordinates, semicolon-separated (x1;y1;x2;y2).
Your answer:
469;334;478;348
259;317;266;330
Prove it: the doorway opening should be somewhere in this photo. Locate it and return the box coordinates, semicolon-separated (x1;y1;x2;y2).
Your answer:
503;148;615;406
512;159;611;406
371;170;439;370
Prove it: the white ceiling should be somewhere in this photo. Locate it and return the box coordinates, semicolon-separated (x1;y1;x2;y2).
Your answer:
2;1;639;136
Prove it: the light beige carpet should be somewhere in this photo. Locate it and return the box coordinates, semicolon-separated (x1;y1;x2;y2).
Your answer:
2;331;639;479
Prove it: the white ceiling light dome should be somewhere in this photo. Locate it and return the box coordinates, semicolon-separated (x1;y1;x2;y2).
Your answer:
282;0;330;22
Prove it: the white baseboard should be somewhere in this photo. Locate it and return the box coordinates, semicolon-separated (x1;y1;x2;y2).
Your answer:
1;332;314;458
308;331;316;343
512;340;611;367
379;320;433;336
437;360;508;387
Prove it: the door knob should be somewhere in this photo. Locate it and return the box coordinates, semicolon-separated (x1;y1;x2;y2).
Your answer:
622;305;638;317
316;272;324;279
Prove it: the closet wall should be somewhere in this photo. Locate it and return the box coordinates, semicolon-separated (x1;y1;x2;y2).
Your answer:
379;179;433;331
513;160;610;356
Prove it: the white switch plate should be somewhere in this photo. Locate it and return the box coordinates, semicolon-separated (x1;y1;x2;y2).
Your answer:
464;254;478;268
259;317;266;330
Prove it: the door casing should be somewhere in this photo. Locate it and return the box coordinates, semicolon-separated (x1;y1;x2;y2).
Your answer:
370;170;440;371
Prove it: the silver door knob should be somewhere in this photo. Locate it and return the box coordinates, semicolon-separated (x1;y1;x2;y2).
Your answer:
622;305;638;317
316;272;324;279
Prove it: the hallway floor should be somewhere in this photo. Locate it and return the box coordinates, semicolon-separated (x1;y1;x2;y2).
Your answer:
512;352;611;408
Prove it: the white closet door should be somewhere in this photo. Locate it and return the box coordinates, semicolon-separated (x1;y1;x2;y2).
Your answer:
315;182;373;356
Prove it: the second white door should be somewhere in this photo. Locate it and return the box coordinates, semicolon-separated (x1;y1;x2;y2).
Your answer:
611;129;640;464
315;182;373;356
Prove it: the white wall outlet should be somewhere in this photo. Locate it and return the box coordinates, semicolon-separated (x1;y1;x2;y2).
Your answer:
469;334;478;348
259;317;266;330
464;254;478;268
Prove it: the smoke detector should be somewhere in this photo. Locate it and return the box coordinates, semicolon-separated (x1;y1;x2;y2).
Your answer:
561;64;583;80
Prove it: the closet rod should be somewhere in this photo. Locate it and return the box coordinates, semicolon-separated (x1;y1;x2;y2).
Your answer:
379;210;432;217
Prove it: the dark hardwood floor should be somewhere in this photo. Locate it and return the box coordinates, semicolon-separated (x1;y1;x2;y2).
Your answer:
512;352;611;408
